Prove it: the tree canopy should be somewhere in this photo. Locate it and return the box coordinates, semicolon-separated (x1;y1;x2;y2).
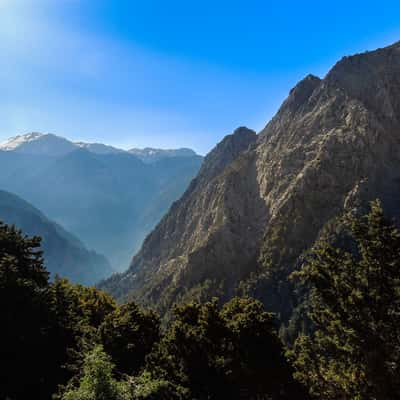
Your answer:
146;298;305;399
2;200;400;399
290;201;400;399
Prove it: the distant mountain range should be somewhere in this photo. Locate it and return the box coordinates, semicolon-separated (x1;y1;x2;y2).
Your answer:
0;132;198;162
0;189;112;284
0;132;203;273
129;147;198;163
101;42;400;324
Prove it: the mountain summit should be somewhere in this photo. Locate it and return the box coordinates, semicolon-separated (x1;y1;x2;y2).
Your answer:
0;132;44;150
0;133;77;156
102;41;400;321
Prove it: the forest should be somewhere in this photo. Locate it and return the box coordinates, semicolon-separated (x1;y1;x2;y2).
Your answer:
1;200;399;399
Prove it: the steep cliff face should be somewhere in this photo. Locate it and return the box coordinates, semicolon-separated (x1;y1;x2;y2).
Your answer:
103;42;400;319
103;127;258;302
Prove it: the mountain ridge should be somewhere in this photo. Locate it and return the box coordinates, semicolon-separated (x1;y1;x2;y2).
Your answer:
0;189;113;284
101;41;400;322
128;147;198;163
0;132;200;161
0;138;203;271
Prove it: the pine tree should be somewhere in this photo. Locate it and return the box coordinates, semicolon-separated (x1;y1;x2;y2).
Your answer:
289;201;400;399
99;302;160;375
146;298;305;399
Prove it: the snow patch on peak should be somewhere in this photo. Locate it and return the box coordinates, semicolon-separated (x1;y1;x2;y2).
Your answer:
0;132;199;161
74;142;124;155
128;147;198;163
0;132;45;151
0;132;77;156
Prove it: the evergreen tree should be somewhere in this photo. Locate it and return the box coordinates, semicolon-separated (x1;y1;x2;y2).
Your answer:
0;221;118;400
146;300;228;399
146;298;304;399
49;278;117;386
99;302;160;375
0;223;53;399
221;297;305;399
289;201;400;399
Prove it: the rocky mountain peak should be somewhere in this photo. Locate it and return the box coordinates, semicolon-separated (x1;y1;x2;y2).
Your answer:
196;126;256;183
287;74;321;107
326;41;400;121
258;75;322;143
278;74;322;115
102;41;400;323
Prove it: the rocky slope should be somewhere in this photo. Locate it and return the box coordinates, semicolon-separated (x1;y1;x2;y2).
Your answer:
103;42;400;321
0;190;112;284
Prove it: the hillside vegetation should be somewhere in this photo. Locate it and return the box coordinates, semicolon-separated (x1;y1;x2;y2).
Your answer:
1;200;400;399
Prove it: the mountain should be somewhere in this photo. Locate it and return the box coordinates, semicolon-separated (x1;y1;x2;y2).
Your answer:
0;132;122;156
0;190;112;284
128;147;198;163
102;41;400;322
0;133;77;156
0;132;198;161
75;142;124;155
0;136;203;271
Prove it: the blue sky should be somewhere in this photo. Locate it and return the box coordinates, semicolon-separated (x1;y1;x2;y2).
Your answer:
1;0;400;154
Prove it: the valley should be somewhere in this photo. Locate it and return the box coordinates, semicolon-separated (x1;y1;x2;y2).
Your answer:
0;133;202;276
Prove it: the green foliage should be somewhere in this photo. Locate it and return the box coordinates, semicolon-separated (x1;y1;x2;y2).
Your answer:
221;297;303;398
99;302;160;375
0;221;117;400
49;278;117;384
0;221;48;288
51;277;116;334
129;372;187;400
147;297;305;399
0;223;53;399
0;220;307;400
62;345;131;400
289;201;400;399
147;299;227;398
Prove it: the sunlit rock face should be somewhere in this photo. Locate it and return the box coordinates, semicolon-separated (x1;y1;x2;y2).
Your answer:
103;42;400;321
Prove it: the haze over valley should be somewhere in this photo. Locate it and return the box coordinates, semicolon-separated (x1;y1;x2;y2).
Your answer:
0;132;202;276
2;1;400;399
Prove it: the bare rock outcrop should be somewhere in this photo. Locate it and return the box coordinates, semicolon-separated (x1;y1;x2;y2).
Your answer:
102;42;400;320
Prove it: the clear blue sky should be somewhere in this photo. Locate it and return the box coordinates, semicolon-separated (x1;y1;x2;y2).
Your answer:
1;0;399;154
